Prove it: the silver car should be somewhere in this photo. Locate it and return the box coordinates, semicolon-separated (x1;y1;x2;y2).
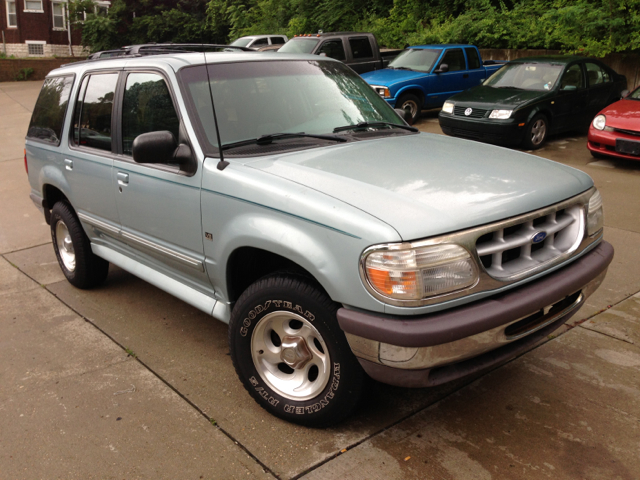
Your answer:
25;46;612;427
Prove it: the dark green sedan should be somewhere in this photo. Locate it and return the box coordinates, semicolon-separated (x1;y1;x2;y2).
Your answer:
438;56;627;149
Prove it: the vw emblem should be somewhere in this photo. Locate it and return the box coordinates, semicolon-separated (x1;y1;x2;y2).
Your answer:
532;231;547;244
464;108;473;116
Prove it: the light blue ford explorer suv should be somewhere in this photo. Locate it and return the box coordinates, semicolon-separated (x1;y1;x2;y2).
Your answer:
25;44;613;427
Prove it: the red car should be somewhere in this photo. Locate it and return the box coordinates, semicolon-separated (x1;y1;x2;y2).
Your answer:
588;86;640;160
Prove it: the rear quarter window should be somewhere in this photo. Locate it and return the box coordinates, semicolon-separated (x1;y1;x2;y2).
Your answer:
27;75;74;146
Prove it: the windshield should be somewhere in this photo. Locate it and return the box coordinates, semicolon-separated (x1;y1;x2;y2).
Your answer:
278;38;320;54
388;48;442;73
484;63;564;91
629;86;640;100
229;37;253;47
179;60;404;153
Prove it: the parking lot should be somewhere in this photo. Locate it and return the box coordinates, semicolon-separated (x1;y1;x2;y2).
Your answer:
1;80;639;479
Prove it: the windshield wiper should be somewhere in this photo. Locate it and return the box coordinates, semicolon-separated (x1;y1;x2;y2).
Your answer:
333;121;418;133
222;132;347;150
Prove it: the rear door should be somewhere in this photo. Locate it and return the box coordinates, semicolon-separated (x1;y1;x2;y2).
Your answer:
347;36;377;74
111;70;211;292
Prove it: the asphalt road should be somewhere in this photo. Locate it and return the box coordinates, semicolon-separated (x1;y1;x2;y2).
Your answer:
1;81;639;480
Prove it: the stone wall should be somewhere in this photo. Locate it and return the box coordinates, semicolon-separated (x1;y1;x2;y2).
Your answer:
479;49;640;90
2;43;89;58
0;57;86;82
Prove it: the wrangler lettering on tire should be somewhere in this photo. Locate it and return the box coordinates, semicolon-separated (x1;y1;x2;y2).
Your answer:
229;274;364;427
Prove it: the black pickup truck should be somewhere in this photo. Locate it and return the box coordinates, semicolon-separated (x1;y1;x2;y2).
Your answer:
277;32;401;74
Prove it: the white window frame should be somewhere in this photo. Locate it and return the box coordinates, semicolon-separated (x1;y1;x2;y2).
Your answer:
24;0;44;12
6;0;18;27
26;40;46;56
94;1;110;16
51;0;66;30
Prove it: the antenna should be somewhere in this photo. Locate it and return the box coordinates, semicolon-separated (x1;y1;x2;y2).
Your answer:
202;47;229;170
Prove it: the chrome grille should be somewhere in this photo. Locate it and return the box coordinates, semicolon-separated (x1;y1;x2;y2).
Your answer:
454;106;488;118
476;205;584;280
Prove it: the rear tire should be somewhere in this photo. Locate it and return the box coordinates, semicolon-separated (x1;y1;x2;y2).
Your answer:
229;274;364;427
51;201;109;289
397;93;421;125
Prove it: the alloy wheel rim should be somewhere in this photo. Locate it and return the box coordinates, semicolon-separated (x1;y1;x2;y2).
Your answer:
402;100;418;118
531;119;546;145
251;310;331;401
55;220;76;272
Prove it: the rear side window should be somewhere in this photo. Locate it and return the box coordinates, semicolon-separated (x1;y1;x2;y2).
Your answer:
349;37;373;59
122;72;180;156
270;36;285;45
465;48;481;70
72;73;118;151
27;75;74;146
585;62;611;86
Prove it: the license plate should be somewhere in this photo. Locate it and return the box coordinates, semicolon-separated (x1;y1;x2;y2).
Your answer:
616;138;640;156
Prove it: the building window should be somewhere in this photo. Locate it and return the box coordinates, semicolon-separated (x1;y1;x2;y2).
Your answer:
6;0;17;26
52;1;66;29
24;0;43;11
95;1;109;16
26;41;46;56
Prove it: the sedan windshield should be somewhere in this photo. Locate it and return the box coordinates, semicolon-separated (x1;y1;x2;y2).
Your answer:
179;60;404;153
484;63;564;91
388;48;442;73
278;38;320;54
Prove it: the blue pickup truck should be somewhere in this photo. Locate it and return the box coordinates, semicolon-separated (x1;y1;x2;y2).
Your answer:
362;44;504;123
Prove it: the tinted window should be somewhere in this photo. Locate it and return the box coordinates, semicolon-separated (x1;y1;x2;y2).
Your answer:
560;64;584;90
439;49;466;71
349;37;373;59
252;38;268;46
27;76;74;145
318;40;346;61
122;73;180;156
465;48;481;70
270;37;286;45
585;62;611;86
74;73;118;151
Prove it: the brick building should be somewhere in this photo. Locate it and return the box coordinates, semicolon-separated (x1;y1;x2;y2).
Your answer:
1;0;109;57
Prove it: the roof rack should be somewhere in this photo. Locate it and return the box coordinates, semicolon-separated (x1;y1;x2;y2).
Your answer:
68;43;255;67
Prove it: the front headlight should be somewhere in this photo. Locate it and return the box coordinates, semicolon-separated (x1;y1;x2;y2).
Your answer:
371;85;390;98
592;114;606;131
442;101;454;114
587;189;604;236
489;109;513;119
363;244;478;301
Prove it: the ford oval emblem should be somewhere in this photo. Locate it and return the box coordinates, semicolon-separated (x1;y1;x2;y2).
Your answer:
532;231;547;244
464;108;473;116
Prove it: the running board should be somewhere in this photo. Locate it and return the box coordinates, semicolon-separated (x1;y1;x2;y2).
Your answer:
91;244;231;323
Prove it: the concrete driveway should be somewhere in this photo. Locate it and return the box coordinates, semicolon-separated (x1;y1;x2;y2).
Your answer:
1;81;639;480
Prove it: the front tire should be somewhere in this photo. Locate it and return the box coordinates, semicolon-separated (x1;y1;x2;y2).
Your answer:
522;114;548;150
397;93;421;125
229;274;364;427
51;201;109;289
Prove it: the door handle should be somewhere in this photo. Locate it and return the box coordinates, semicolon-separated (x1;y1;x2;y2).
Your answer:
64;159;73;171
117;172;129;186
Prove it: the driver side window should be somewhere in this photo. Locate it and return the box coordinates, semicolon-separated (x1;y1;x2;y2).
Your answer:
317;40;346;61
122;72;180;156
438;49;465;72
560;64;584;90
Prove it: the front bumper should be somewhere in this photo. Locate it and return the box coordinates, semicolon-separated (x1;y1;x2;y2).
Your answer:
337;241;613;388
588;126;640;161
438;113;525;146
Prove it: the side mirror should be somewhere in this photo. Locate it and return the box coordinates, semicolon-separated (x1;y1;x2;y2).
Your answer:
318;52;327;57
132;131;189;165
621;89;630;98
435;63;449;73
394;108;412;124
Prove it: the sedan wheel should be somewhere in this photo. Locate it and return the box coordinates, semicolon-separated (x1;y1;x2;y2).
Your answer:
522;114;548;150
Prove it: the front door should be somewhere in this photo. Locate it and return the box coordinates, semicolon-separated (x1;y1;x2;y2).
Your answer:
429;48;468;107
553;63;588;132
112;71;210;293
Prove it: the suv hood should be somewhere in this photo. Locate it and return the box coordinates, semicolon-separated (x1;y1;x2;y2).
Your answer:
361;68;430;87
451;85;551;109
245;133;593;241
